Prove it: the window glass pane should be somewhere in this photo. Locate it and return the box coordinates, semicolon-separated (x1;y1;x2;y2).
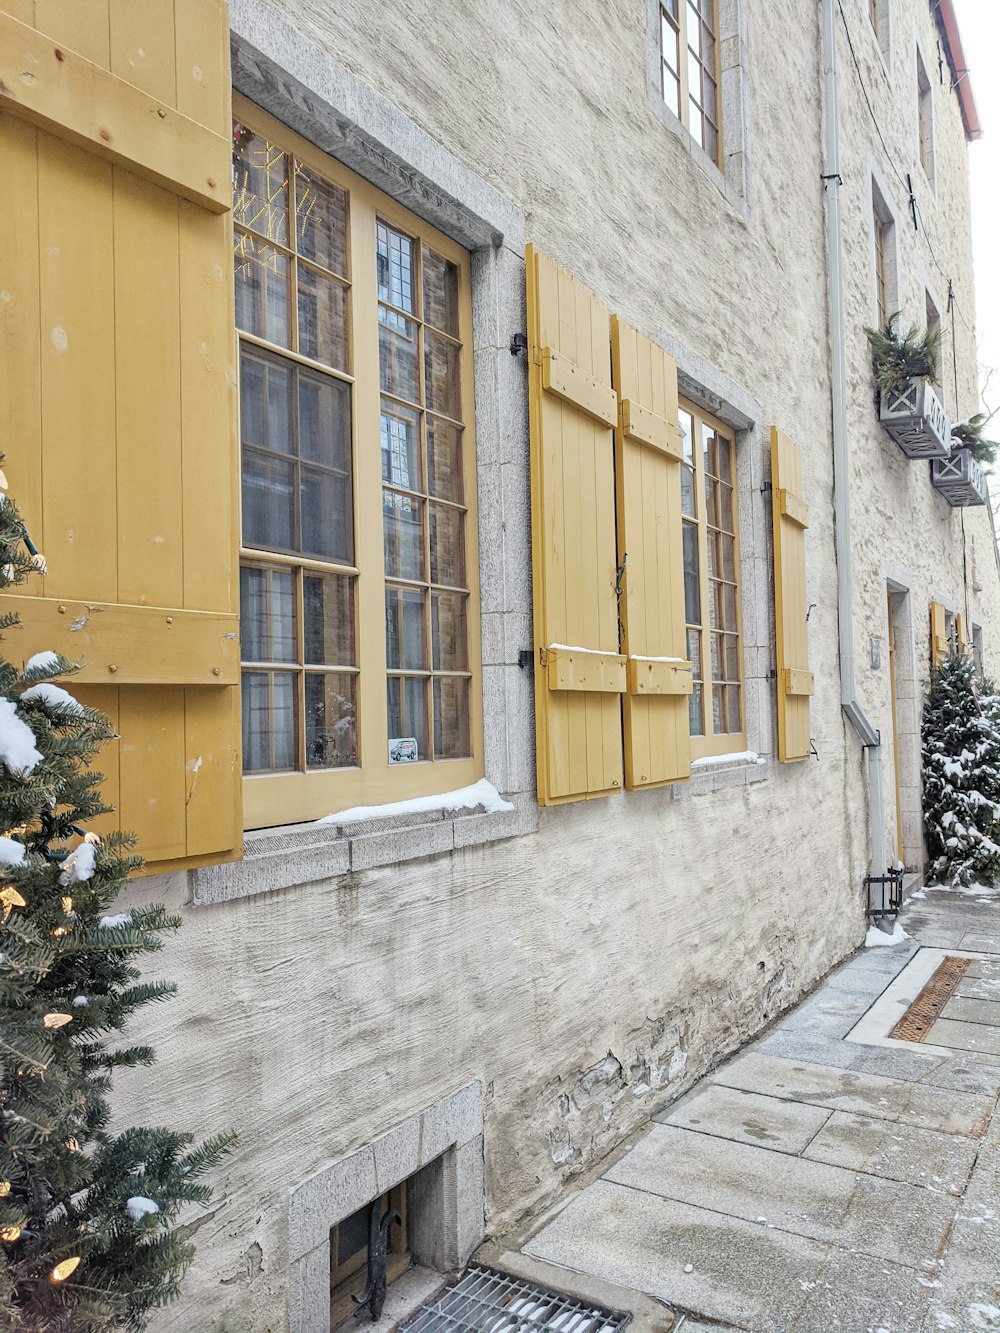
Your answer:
295;166;347;276
376;221;415;312
429;505;465;587
305;672;357;768
381;402;422;491
663;66;680;117
704;475;718;528
336;1205;371;1268
687;629;704;736
241;670;296;772
386;588;427;670
379;310;420;402
704;118;719;163
298;266;348;370
242;450;295;551
235;235;291;347
717;435;733;483
682;521;700;624
299;370;351;471
383;492;425;581
687;6;702;56
434;677;470;760
427;417;463;503
720;483;734;533
304;573;355;665
387;677;427;758
724;633;740;682
432;591;468;671
301;466;353;564
689;99;703;144
422;247;459;336
240;566;296;662
424;332;461;420
724;684;740;733
679;410;694;467
232;126;288;244
718;532;736;582
722;580;737;630
662;15;680;71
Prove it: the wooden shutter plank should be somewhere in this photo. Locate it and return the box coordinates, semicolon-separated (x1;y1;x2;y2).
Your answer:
527;245;623;804
612;317;691;789
174;0;229;133
930;601;948;667
109;0;176;104
183;687;242;858
33;0;111;67
119;688;187;862
771;426;812;761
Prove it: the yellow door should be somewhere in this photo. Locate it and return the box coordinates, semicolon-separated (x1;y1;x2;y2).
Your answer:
887;593;904;863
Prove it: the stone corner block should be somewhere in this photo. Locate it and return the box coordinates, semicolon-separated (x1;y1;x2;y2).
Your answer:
288;1145;376;1263
373;1115;423;1196
419;1082;483;1167
288;1243;330;1333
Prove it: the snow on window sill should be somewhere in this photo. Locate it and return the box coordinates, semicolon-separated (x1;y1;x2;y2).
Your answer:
674;752;771;800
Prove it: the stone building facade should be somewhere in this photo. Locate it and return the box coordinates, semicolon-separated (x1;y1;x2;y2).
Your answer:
2;0;996;1329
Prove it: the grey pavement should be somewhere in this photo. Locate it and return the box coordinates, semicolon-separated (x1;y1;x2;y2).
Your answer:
509;886;1000;1331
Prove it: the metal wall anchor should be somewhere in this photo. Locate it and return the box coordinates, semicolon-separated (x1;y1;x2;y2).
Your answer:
352;1201;401;1322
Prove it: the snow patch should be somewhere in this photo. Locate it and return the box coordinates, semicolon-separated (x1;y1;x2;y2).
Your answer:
0;698;42;775
99;912;132;930
72;996;88;1007
319;778;514;825
548;643;616;656
21;683;83;715
59;842;96;886
0;836;26;868
865;922;910;948
629;654;684;663
967;1305;1000;1331
25;650;60;676
125;1196;159;1221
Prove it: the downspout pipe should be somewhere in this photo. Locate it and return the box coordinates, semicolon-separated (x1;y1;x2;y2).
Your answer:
820;0;889;884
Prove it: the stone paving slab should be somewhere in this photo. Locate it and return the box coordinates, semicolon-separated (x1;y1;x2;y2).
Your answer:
711;1051;995;1136
523;1178;823;1332
967;959;1000;980
960;932;1000;953
940;994;1000;1025
924;1017;1000;1057
657;1084;832;1154
605;1124;957;1270
955;974;1000;1002
796;1247;929;1332
779;990;876;1039
801;1110;978;1195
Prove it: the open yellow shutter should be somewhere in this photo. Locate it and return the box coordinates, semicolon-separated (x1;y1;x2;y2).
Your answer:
930;602;948;667
956;612;969;656
611;318;692;788
526;245;624;804
770;427;813;762
0;2;241;872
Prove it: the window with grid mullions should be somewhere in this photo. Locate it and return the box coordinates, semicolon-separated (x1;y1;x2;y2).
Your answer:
679;400;746;758
232;97;482;830
659;0;722;164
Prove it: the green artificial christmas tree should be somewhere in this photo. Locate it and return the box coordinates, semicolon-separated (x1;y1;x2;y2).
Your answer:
922;647;1000;888
0;470;234;1331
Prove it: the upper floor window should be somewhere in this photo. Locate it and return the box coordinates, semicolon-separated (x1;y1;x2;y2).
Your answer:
679;400;745;758
232;98;481;828
925;289;941;381
659;0;722;164
916;46;935;185
871;179;897;328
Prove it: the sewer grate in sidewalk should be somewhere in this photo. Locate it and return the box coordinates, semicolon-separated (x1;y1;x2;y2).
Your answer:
890;954;972;1042
399;1264;631;1332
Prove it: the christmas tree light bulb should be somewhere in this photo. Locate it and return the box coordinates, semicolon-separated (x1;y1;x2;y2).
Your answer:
50;1256;80;1282
43;1013;73;1029
0;1181;9;1197
0;1226;21;1243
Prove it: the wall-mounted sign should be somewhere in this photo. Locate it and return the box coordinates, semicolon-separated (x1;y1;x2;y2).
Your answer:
388;737;418;764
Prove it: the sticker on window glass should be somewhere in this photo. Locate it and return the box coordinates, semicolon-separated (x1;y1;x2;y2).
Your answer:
388;737;419;764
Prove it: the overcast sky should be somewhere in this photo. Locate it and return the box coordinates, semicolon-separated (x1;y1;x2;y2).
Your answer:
954;0;999;413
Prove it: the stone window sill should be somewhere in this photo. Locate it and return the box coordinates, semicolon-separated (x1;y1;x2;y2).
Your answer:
192;791;538;905
672;754;772;799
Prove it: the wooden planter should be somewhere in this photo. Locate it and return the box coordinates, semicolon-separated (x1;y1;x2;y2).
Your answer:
879;379;950;459
931;446;989;507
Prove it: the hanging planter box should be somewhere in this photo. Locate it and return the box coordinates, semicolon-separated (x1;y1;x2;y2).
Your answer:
879;379;950;459
931;446;989;507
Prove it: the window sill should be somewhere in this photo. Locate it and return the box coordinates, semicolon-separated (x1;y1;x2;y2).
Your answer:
191;790;537;905
672;752;771;799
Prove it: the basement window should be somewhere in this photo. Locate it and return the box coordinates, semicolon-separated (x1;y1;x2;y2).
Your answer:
330;1181;409;1328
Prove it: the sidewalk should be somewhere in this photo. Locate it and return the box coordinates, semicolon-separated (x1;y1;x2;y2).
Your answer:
492;887;1000;1331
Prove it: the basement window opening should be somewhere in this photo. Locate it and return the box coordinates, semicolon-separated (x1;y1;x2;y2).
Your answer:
330;1180;409;1328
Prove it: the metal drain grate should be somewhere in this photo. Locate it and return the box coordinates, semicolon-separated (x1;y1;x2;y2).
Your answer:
890;955;972;1042
400;1265;631;1332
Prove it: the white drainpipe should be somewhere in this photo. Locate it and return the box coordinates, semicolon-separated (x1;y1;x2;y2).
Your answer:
820;0;889;886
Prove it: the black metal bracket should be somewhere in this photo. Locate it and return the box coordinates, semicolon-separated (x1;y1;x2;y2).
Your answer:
809;740;819;762
517;649;533;670
820;172;843;188
509;331;528;357
806;603;816;621
352;1201;401;1322
760;479;772;495
865;865;904;921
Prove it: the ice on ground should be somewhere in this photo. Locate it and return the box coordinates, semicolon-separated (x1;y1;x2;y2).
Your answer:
319;778;513;825
0;698;42;775
21;683;83;715
0;836;26;868
865;922;910;947
25;650;60;675
59;842;96;886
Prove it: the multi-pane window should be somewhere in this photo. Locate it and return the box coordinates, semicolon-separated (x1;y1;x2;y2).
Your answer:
917;47;935;185
232;98;480;828
871;181;896;329
659;0;722;164
679;401;745;757
925;290;941;382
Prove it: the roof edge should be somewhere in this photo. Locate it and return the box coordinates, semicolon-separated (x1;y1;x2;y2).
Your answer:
934;0;983;141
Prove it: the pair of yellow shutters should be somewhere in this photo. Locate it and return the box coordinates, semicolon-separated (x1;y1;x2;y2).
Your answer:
526;246;813;804
930;602;968;668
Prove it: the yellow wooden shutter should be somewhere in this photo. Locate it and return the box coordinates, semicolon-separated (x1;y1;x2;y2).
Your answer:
770;427;813;762
611;318;692;788
956;611;969;656
930;601;948;668
526;245;624;804
0;1;241;873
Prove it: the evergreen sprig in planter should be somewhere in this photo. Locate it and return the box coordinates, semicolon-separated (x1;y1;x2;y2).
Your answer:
931;414;997;507
866;317;949;460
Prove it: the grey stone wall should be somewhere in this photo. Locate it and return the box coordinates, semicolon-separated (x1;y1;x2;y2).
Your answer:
102;3;998;1328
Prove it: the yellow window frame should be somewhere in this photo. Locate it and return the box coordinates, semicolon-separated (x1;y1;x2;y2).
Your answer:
233;95;482;830
680;399;746;760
